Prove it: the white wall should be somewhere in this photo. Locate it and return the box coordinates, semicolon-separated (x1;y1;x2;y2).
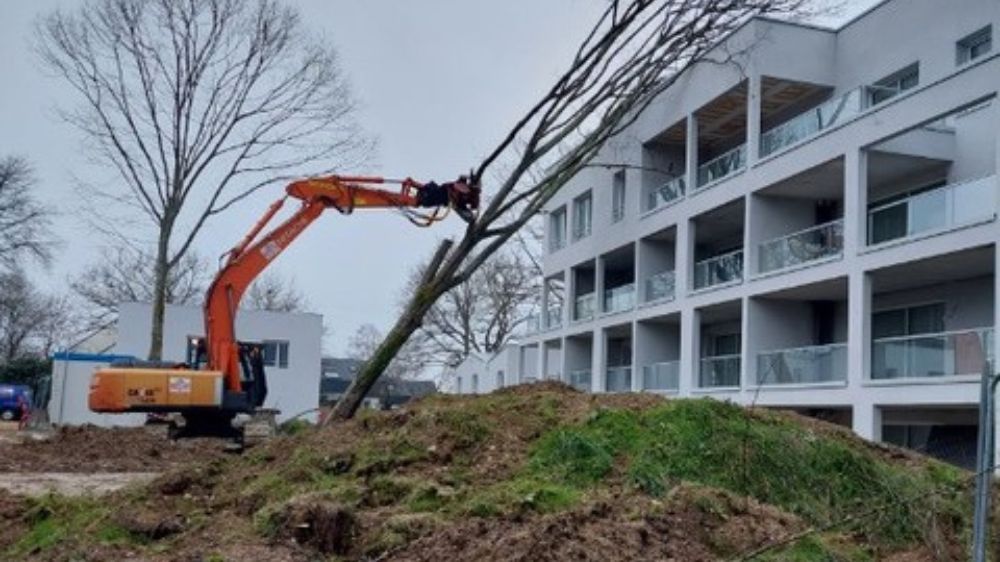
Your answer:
114;302;323;422
49;355;148;427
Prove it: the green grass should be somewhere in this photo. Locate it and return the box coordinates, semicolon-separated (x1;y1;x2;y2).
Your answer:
523;399;968;549
7;494;142;558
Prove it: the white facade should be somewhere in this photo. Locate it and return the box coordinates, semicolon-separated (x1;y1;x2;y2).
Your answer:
458;0;1000;465
50;302;323;426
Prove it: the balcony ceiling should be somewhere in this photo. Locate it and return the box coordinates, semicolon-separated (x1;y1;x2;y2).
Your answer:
871;245;994;293
755;277;848;301
760;157;844;200
699;299;742;323
868;152;950;193
694;199;744;244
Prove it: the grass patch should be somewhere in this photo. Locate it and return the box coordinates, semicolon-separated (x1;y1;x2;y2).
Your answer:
7;494;142;558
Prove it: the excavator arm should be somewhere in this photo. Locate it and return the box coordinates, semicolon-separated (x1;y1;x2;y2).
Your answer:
204;175;478;395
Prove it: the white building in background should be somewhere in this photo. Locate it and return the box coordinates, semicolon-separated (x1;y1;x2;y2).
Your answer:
49;302;323;426
454;0;1000;467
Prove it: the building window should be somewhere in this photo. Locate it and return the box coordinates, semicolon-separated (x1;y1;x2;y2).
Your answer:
957;26;992;65
872;303;945;339
572;191;592;241
548;207;567;253
471;374;479;394
867;63;919;106
262;340;290;368
496;370;505;388
611;171;626;223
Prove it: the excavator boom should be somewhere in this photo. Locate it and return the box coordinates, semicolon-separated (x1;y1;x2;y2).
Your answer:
88;174;478;439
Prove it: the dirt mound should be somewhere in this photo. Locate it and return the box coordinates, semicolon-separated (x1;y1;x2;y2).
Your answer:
0;425;226;473
0;383;983;561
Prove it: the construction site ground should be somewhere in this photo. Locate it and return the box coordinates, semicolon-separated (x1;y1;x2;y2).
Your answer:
0;383;992;561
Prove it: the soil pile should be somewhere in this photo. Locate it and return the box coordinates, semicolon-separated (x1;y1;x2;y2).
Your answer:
0;425;226;472
0;382;984;561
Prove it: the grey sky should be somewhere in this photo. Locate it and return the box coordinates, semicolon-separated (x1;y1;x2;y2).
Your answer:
0;0;878;357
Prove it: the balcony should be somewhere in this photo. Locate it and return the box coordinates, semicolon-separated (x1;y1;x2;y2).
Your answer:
524;314;540;335
868;175;996;246
603;284;635;314
545;305;563;330
568;369;592;392
574;293;596;321
644;271;675;303
693;249;744;290
606;366;632;392
642;361;679;391
760;88;864;157
758;220;843;275
699;354;741;388
756;343;847;386
696;144;746;189
645;176;685;213
871;328;994;380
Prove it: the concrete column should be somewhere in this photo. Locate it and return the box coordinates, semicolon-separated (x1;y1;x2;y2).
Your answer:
592;328;605;393
559;336;570;384
739;296;751;396
631;321;641;392
568;267;578;322
595;257;606;315
536;341;546;381
679;307;699;395
995;246;1000;367
847;271;872;389
843;149;868;255
744;194;757;278
746;74;762;163
677;218;694;296
686;113;699;191
852;402;881;441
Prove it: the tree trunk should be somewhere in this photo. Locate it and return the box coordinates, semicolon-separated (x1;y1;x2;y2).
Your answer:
147;228;171;361
328;240;453;421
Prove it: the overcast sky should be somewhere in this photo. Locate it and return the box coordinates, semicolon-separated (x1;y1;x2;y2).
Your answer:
0;0;878;358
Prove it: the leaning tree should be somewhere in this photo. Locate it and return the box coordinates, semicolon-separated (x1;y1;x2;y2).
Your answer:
38;0;372;359
329;0;808;420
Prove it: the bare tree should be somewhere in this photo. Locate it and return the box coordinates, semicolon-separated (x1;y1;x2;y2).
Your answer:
70;245;208;331
0;269;74;362
347;324;424;381
0;157;54;270
38;0;372;360
410;249;540;369
245;271;306;312
330;0;807;420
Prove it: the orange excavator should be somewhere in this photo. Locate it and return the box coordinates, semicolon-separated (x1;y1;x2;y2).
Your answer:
88;174;478;442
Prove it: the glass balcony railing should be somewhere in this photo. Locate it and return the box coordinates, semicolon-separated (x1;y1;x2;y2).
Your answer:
645;175;685;212
872;328;994;380
574;292;596;321
606;366;632;392
699;354;741;388
644;270;675;303
693;249;743;290
603;284;635;314
568;369;592;392
545;305;563;330
756;343;847;386
696;144;746;189
760;88;865;157
758;219;844;274
642;361;680;391
868;175;997;245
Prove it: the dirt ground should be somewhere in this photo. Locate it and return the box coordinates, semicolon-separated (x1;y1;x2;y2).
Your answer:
0;424;227;473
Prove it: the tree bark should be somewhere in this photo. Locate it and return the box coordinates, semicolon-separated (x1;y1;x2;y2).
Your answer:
147;229;171;361
328;240;453;420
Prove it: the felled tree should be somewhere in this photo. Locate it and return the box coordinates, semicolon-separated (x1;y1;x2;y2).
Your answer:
330;0;806;420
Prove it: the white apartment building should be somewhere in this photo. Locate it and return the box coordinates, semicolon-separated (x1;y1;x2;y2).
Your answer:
455;0;1000;467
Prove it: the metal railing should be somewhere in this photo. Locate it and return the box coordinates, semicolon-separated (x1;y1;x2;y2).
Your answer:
606;366;632;392
696;144;746;188
644;270;675;303
872;327;994;380
868;175;997;245
699;354;741;388
760;88;865;157
574;292;596;321
524;314;540;335
758;219;844;274
645;175;685;212
568;369;592;392
693;249;743;290
756;343;847;385
545;305;563;330
642;361;680;391
603;283;635;313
